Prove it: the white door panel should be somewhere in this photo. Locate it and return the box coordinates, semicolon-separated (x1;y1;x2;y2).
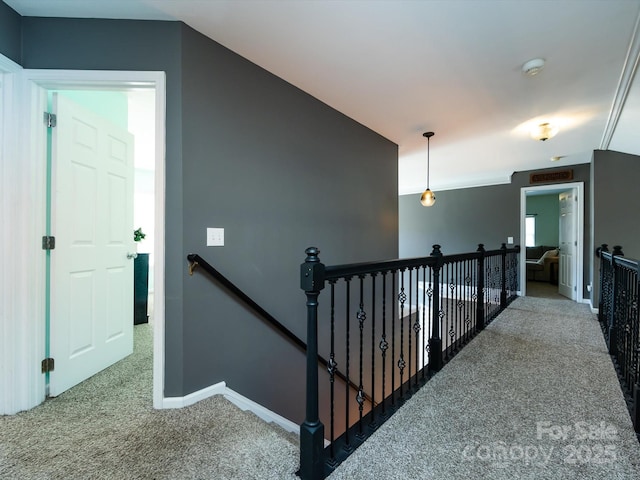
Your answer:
558;190;577;300
50;94;134;397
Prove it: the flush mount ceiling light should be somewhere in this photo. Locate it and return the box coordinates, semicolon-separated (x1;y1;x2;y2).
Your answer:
530;122;559;141
522;58;545;76
420;131;436;207
550;155;565;162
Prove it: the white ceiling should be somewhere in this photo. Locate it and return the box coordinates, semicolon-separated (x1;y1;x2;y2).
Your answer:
7;0;640;194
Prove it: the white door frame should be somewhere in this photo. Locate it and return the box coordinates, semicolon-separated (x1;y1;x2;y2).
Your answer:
519;182;584;302
0;66;166;414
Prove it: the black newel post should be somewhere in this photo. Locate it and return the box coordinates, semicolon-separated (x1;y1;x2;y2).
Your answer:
476;244;486;331
608;245;624;356
299;247;326;480
598;244;609;324
428;245;443;372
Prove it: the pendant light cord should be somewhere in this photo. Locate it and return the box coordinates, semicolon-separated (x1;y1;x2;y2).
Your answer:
426;135;430;189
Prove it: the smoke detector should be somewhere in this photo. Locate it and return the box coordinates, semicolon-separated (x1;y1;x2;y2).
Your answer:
522;58;545;76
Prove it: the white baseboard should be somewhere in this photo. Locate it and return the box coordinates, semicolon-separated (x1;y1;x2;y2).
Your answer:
224;388;300;435
161;382;299;435
162;381;226;409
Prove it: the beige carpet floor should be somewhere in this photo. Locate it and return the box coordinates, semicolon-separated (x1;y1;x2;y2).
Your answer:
0;324;299;479
328;296;640;479
2;296;640;479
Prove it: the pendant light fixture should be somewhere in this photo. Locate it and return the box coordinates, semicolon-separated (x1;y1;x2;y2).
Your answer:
420;131;436;207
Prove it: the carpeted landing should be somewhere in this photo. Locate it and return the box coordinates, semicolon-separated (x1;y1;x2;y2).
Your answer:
2;296;640;479
0;325;299;480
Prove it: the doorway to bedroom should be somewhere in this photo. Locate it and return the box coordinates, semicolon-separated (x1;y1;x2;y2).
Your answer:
520;182;584;302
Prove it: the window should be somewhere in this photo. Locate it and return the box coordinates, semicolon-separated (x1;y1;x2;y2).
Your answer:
525;216;536;247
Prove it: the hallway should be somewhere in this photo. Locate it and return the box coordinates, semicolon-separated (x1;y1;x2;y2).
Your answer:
2;296;640;479
328;295;640;479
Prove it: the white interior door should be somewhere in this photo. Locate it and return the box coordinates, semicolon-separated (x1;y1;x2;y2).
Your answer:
49;93;135;397
558;190;577;300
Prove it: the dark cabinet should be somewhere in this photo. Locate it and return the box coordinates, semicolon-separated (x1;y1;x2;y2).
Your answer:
134;253;149;325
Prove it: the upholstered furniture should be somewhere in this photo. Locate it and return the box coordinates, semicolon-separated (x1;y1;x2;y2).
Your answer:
526;245;559;284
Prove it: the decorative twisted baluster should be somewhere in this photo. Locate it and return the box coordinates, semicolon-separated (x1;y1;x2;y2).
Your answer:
356;276;366;438
379;272;388;416
398;269;407;398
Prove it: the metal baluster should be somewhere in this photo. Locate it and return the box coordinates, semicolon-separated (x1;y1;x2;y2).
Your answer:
633;265;640;433
447;262;454;359
380;272;388;417
328;281;337;466
391;271;397;406
344;278;352;452
609;246;624;356
408;267;413;389
421;265;427;379
356;275;366;439
598;245;610;326
476;244;485;332
426;266;433;371
463;259;470;342
471;258;477;333
626;267;633;387
398;268;406;399
414;266;421;388
456;260;462;351
370;273;377;429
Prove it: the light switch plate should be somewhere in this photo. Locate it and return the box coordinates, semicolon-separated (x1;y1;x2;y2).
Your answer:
207;228;224;247
507;236;514;244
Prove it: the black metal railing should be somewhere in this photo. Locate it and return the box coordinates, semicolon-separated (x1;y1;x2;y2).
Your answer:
186;253;370;407
597;245;640;434
299;243;520;479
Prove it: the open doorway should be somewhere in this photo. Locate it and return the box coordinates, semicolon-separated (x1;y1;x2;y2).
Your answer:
0;68;166;415
520;182;584;302
45;89;156;397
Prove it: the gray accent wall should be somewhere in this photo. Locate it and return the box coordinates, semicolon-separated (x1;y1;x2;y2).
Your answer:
179;25;397;420
3;13;398;421
0;0;20;64
400;164;592;298
400;182;517;256
592;150;640;306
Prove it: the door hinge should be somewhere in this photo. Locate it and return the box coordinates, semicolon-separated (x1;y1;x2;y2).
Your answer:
42;236;56;250
44;112;57;128
41;358;55;373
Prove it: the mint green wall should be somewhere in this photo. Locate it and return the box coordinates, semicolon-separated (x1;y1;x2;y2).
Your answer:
526;194;559;246
57;90;129;130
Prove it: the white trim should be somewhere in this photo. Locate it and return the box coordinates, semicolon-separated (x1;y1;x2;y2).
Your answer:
162;380;299;435
0;54;21;73
0;67;48;414
400;173;512;196
162;381;227;409
224;388;300;434
520;182;585;302
2;68;166;415
0;57;28;414
600;9;640;150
